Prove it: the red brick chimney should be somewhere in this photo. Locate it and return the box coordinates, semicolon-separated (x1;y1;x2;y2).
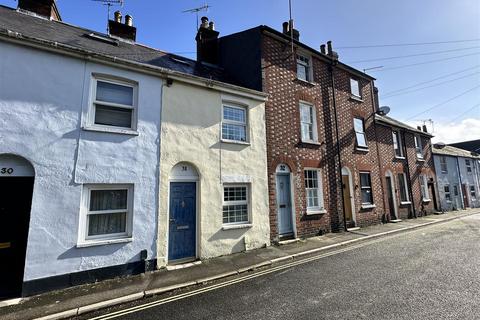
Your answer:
18;0;61;21
196;17;220;65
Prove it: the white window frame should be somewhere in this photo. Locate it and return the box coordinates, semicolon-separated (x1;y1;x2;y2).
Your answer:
87;75;138;132
470;185;476;201
299;102;318;143
414;135;424;159
398;172;410;203
222;184;251;225
78;184;134;247
354;117;368;149
466;159;472;173
296;52;312;82
350;78;361;98
221;104;249;143
419;175;430;201
444;185;451;202
392;130;404;158
360;172;374;205
304;169;325;214
440;156;448;173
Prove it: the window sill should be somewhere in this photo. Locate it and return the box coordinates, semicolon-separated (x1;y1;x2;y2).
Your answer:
416;158;425;162
306;209;327;215
400;201;412;205
361;204;376;210
220;139;251;146
356;147;369;152
301;140;322;146
350;95;364;102
422;198;431;203
222;223;252;230
295;78;316;86
77;237;133;248
395;156;406;160
83;126;139;136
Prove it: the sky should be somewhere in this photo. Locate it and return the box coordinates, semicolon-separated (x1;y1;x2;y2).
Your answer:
1;0;479;143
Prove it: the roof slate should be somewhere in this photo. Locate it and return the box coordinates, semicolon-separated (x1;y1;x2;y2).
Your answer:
432;145;480;159
0;5;231;83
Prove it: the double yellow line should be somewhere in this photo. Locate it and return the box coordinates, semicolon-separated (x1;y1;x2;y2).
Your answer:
88;237;387;320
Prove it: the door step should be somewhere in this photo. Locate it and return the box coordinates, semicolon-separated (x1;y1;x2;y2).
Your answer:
278;238;300;245
166;260;201;271
390;219;402;223
347;227;360;232
0;298;23;308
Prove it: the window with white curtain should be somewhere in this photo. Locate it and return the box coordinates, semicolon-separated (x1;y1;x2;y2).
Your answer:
354;118;368;149
80;184;133;243
300;102;317;142
90;77;137;130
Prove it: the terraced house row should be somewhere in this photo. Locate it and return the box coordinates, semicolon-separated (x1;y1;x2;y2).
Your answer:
0;0;439;299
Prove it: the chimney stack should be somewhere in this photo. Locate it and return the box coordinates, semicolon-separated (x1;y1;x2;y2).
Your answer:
326;41;339;61
417;126;422;131
18;0;61;21
422;125;428;133
108;11;137;41
373;87;380;110
320;44;326;54
195;17;220;65
282;21;300;41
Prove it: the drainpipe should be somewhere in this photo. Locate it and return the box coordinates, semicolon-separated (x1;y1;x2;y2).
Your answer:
401;130;416;218
328;60;347;232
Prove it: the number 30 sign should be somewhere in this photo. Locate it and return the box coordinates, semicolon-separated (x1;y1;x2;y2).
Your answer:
0;168;14;175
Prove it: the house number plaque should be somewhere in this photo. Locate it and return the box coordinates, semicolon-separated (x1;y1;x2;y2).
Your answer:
0;167;14;175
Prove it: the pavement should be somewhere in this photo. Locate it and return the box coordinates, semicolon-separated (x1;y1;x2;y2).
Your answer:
0;209;478;320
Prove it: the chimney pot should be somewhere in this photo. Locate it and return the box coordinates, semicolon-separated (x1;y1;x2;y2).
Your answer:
327;41;333;55
114;10;122;23
209;21;215;31
320;44;326;54
282;22;289;34
422;125;428;133
200;16;209;29
417;126;422;131
125;14;133;27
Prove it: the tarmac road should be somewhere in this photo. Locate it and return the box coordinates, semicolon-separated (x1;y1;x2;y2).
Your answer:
76;214;480;320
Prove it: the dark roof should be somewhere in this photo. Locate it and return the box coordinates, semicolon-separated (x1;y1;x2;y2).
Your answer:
449;139;480;153
432;145;480;159
0;5;231;83
375;114;434;137
225;25;376;81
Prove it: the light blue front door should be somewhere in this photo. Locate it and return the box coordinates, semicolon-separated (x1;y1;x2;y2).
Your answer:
169;182;196;261
276;174;293;235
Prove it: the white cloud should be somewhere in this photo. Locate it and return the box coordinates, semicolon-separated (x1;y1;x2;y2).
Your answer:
429;118;480;143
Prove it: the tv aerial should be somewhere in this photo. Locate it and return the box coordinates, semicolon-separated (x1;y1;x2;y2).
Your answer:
182;3;211;31
92;0;125;32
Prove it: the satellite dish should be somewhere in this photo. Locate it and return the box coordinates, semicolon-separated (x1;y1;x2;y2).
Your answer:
377;106;390;116
434;142;446;149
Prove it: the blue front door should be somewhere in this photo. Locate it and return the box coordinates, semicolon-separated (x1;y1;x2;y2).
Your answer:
168;182;196;261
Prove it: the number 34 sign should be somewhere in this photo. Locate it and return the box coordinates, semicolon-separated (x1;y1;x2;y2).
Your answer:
0;167;14;175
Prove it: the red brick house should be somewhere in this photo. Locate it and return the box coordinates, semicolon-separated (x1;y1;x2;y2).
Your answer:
196;19;438;241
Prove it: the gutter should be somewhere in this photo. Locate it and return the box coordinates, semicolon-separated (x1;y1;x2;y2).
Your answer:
0;28;268;102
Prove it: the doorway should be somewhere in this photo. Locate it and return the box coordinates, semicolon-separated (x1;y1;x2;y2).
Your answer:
0;155;35;299
385;171;398;220
276;164;294;237
341;167;356;228
168;163;198;264
462;184;469;209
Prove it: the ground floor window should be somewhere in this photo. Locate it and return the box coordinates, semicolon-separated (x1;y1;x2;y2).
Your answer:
398;173;409;202
223;185;249;224
444;185;451;202
470;186;476;201
360;172;373;205
419;175;430;201
304;169;325;212
80;184;134;243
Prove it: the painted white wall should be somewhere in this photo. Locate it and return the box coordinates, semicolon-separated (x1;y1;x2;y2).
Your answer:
157;82;269;266
457;157;480;208
433;155;462;211
0;42;161;281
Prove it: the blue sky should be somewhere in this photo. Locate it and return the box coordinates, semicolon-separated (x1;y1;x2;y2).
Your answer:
2;0;479;142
